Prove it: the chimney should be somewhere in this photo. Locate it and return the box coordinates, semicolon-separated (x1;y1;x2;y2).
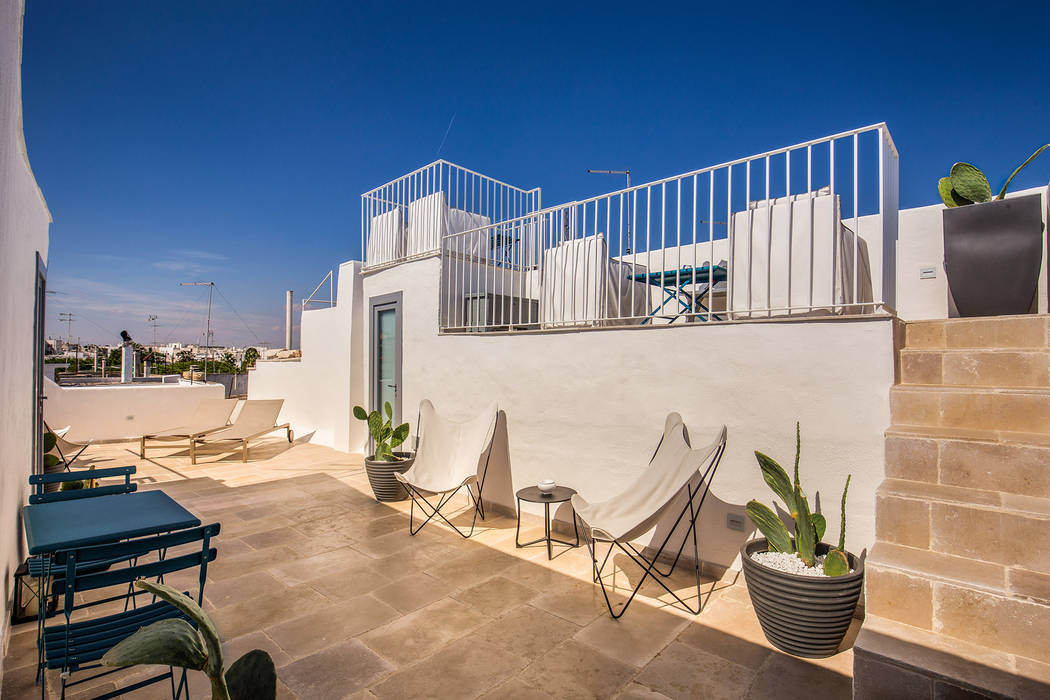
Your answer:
285;290;293;350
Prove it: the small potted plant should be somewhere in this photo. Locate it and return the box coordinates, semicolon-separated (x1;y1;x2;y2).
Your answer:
741;423;863;658
938;144;1048;317
353;401;414;502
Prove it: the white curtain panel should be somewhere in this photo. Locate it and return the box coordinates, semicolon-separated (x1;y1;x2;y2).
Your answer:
366;208;405;266
541;234;649;327
728;191;873;317
406;191;491;259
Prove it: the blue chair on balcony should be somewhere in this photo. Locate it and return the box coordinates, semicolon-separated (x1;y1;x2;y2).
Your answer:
40;523;220;700
19;468;139;632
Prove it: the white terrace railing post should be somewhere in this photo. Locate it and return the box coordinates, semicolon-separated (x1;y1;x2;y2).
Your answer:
425;124;897;333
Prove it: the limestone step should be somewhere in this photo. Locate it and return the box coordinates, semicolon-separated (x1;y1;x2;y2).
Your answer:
899;348;1050;388
876;478;1050;572
905;315;1050;351
862;551;1050;666
885;427;1050;498
890;385;1050;436
853;614;1050;699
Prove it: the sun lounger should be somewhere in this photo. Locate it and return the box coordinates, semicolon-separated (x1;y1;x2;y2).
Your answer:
190;399;291;464
395;400;499;538
572;416;727;618
139;398;238;459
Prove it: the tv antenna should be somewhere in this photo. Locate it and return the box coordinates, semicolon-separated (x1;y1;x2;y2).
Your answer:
58;312;74;343
587;169;632;252
179;281;214;381
147;314;159;346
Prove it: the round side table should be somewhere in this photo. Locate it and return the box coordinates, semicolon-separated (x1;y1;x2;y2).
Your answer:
515;486;580;559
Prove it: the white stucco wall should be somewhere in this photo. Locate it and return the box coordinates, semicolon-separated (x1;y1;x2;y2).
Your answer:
0;0;51;666
248;260;366;452
361;257;893;570
43;378;226;442
895;185;1049;321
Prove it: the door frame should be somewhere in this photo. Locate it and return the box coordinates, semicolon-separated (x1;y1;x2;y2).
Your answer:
369;291;403;424
32;252;47;475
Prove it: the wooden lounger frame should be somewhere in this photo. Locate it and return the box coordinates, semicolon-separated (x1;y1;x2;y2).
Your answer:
189;424;293;464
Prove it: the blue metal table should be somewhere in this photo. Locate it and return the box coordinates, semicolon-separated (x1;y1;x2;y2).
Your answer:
22;490;200;555
630;264;728;324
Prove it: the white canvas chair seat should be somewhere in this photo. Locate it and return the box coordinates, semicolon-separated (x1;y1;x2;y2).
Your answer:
192;399;291;464
139;399;238;457
573;417;727;619
45;423;92;470
395;400;498;538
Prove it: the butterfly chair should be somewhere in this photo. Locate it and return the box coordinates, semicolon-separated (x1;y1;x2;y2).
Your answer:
572;417;727;619
44;422;92;470
395;400;498;538
41;523;220;700
140;398;238;459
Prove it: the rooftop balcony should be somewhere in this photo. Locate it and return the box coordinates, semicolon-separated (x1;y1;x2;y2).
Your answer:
4;438;856;698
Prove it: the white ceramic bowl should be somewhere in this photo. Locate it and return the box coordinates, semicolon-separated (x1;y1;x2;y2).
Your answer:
537;479;556;493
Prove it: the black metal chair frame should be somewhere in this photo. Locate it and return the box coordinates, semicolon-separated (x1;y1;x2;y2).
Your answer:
580;438;726;619
40;523;219;700
402;408;494;539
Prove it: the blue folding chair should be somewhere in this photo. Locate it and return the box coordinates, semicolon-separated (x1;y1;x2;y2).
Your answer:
29;465;137;504
24;467;140;626
41;523;220;700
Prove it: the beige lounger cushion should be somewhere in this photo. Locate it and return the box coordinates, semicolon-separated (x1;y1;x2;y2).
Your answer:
145;398;238;439
198;399;285;442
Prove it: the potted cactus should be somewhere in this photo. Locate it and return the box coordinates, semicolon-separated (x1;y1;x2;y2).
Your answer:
353;401;414;501
938;145;1048;317
101;580;276;699
740;423;863;658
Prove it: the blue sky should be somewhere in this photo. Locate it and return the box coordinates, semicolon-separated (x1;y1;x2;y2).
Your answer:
23;1;1050;346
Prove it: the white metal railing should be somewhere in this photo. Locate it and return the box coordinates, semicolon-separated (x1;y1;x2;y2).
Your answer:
302;270;334;309
361;160;541;270
440;124;898;332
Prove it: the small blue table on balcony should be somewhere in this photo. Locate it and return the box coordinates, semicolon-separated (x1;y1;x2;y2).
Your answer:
629;264;728;324
21;489;200;681
22;490;200;555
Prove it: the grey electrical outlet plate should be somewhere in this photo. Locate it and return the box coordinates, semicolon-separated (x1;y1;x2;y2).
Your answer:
727;513;746;531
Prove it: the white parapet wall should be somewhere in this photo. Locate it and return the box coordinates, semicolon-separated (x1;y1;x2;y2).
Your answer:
43;378;226;442
248;260;367;452
361;257;894;570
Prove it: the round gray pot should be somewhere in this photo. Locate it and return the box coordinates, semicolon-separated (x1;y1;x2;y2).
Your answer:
740;538;864;658
364;451;414;502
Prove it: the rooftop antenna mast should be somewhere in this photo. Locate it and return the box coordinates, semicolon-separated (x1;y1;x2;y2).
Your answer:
58;312;74;344
179;281;214;381
147;314;159;347
587;169;632;252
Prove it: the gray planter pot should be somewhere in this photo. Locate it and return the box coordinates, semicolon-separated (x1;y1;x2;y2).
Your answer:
942;194;1045;317
364;451;414;502
740;538;864;659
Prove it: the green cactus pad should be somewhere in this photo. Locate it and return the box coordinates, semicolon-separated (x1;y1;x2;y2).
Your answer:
134;580;224;678
823;548;849;576
43;431;57;454
745;500;794;554
794;489;816;567
226;649;277;700
809;512;826;541
754;451;796;518
44;453;61;469
949;162;992;203
938;177;972;208
100;618;207;671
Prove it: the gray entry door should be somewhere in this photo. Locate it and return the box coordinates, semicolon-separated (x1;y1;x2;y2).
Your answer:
370;293;403;423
